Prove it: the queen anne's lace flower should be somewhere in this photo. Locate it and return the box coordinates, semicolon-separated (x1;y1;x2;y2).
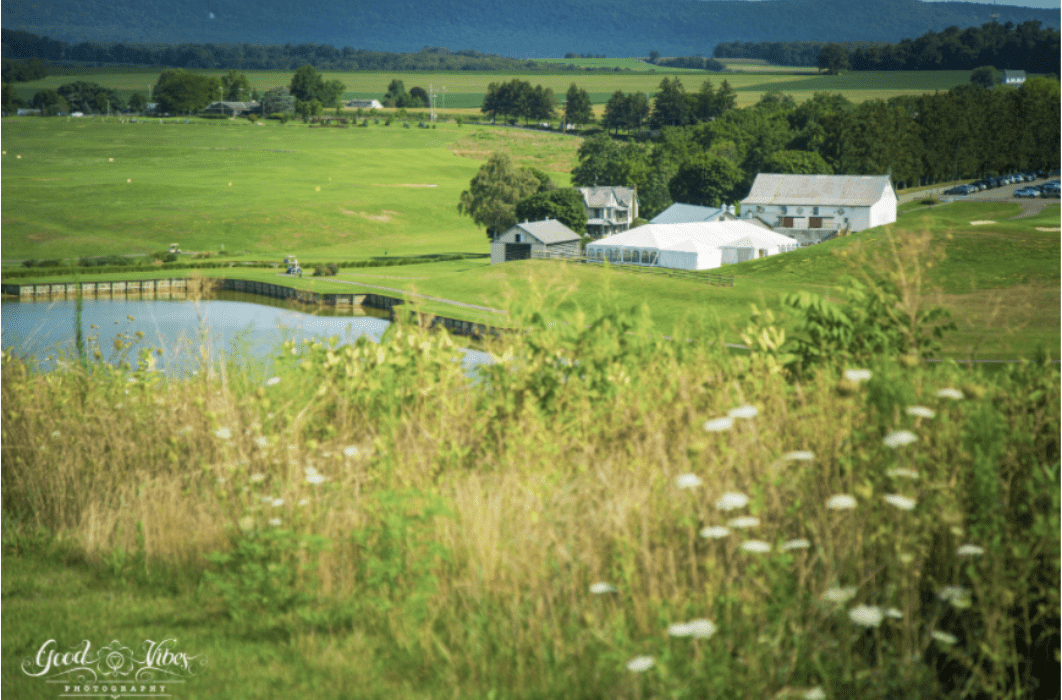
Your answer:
675;473;702;489
782;538;811;551
844;369;872;382
906;405;936;419
740;540;771;553
932;630;958;645
784;451;814;461
935;388;964;400
956;544;985;557
686;619;717;638
848;604;885;628
826;494;857;510
883;494;917;511
589;582;617;594
823;587;857;604
626;656;654;672
214;427;232;440
727;405;758;419
715;492;749;510
265;376;281;387
728;516;759;529
700;526;731;539
884;430;918;448
704;417;734;432
886;468;919;480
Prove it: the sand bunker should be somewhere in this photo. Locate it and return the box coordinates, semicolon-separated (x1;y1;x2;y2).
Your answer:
1035;227;1060;232
340;209;391;222
969;220;996;225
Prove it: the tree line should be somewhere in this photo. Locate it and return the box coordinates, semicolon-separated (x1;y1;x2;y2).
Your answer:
564;78;1058;220
716;21;1060;75
481;80;558;125
648;55;725;71
1;30;634;73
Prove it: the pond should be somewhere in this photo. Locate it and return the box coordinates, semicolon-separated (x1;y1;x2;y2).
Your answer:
1;292;494;375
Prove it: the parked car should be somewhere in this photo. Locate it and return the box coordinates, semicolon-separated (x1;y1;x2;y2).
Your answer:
1014;188;1040;198
943;185;973;195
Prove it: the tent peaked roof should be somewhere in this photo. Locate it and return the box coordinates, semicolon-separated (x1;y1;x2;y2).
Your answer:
512;219;581;245
650;202;726;224
586;220;797;250
741;174;893;207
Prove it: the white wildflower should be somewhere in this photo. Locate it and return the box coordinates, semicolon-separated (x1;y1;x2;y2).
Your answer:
704;417;734;432
886;468;919;480
804;688;826;700
883;494;917;511
216;477;225;485
268;518;282;527
589;582;617;594
932;630;958;645
883;430;917;448
740;540;771;554
938;586;972;609
177;426;192;435
50;430;60;438
844;369;872;382
848;604;885;628
238;516;254;531
254;436;269;449
306;474;326;486
686;619;717;639
784;451;814;461
668;623;692;637
214;427;232;440
906;405;936;419
782;538;811;551
885;608;903;619
898;552;915;565
626;656;654;673
298;499;309;506
265;376;281;387
715;492;749;511
956;544;985;557
935;388;964;400
343;445;360;458
675;473;703;489
700;526;731;539
272;498;284;507
826;494;857;510
823;587;858;604
727;405;758;419
249;473;265;483
728;516;759;529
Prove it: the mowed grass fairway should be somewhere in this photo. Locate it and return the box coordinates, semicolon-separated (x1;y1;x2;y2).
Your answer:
1;118;552;261
4;119;1058;359
9;68;981;109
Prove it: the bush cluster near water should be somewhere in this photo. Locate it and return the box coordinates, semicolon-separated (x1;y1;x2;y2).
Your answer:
2;263;1058;699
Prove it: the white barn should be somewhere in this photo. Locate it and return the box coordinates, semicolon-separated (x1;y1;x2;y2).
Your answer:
585;221;799;271
740;174;897;239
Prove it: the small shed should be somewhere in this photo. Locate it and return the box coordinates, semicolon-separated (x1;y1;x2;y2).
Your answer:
490;219;581;264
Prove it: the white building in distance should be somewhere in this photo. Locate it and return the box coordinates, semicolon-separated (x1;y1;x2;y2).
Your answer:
740;174;897;243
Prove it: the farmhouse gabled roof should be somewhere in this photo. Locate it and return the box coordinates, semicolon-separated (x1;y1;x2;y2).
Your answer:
741;174;893;207
1003;70;1026;80
650;202;726;224
510;219;581;245
579;186;637;209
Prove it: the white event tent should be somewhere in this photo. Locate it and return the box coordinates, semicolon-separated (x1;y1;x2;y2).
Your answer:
585;221;799;271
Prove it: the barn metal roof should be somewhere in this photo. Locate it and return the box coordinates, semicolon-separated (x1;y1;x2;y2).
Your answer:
741;174;893;207
508;219;581;245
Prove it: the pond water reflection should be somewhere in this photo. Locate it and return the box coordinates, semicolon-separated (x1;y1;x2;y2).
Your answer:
1;292;493;375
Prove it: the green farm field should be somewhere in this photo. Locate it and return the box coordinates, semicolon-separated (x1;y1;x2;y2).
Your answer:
8;67;980;109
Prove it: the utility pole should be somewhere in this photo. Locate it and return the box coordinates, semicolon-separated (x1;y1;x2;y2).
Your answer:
429;83;435;123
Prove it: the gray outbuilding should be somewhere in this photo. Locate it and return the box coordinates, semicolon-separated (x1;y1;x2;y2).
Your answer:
490;219;582;264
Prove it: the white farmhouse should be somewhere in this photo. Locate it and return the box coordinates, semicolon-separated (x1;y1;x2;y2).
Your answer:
490;219;582;264
740;174;897;244
1002;70;1026;86
346;99;384;110
578;186;639;239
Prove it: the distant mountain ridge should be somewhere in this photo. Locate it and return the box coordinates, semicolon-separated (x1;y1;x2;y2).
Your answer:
3;0;1058;58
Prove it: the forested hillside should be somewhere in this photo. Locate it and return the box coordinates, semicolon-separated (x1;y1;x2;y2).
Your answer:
2;0;1057;58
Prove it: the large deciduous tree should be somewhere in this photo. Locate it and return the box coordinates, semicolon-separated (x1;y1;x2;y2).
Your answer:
458;153;546;240
31;89;68;116
650;77;691;129
817;44;850;75
290;65;345;107
220;69;251;101
668;154;744;208
57;81;123;114
261;86;295;114
515;189;589;235
153;69;220;114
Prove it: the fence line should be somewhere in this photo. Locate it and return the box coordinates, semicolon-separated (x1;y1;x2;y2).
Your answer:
530;251;734;287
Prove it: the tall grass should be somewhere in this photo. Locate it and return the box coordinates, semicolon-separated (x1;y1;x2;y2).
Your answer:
2;253;1058;698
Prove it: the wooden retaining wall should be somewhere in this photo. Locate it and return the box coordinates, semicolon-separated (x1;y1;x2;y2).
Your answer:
1;278;506;339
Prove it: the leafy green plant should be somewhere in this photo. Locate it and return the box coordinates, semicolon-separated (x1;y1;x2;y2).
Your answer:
204;525;330;625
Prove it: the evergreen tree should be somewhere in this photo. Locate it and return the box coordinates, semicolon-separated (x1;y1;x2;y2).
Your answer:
563;83;593;129
650;77;691;128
